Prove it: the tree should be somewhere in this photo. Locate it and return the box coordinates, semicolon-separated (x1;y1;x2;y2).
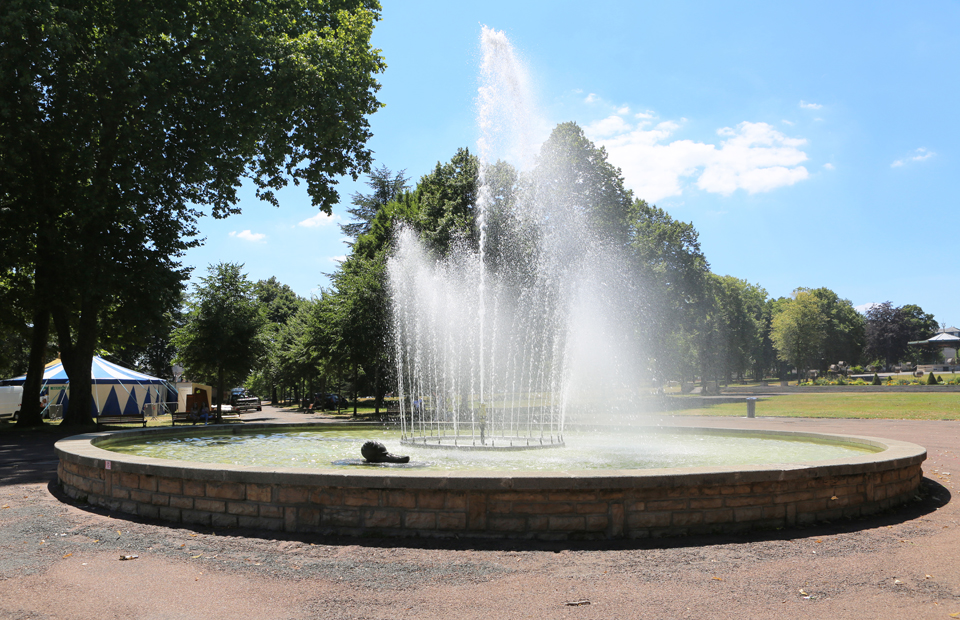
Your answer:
414;148;481;254
864;302;910;369
248;277;308;404
309;250;390;414
627;200;710;386
0;0;385;425
340;166;410;241
770;290;826;381
712;275;767;383
173;263;265;420
532;122;635;245
801;287;865;370
900;304;940;364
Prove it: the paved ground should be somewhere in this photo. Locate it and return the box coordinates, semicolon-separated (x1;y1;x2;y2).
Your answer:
1;408;959;619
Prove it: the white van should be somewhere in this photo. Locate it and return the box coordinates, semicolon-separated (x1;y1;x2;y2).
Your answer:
0;385;22;421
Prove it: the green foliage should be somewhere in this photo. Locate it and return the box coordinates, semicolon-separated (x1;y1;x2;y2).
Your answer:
414;148;481;254
532;122;635;243
864;302;936;368
872;373;882;385
770;291;826;379
341;166;410;241
799;287;865;369
627;200;710;384
173;263;265;408
0;0;384;424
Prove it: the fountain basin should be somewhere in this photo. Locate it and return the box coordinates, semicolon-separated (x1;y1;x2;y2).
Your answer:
55;423;926;540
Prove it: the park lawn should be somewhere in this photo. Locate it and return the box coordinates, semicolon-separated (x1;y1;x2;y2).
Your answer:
677;392;960;420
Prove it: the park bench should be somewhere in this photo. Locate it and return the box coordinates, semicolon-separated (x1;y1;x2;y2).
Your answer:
171;407;241;426
95;413;147;429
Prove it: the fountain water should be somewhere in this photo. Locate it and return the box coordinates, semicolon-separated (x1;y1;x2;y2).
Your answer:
389;27;641;449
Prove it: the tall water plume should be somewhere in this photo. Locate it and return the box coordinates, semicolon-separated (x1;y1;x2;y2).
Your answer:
389;27;642;449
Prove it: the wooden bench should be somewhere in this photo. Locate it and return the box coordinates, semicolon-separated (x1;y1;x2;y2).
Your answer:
171;408;242;425
95;413;147;429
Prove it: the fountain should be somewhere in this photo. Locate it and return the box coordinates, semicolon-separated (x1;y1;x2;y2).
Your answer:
54;27;926;540
389;26;642;450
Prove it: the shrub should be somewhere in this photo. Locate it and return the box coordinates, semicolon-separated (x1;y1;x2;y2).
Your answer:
927;371;938;385
872;373;882;386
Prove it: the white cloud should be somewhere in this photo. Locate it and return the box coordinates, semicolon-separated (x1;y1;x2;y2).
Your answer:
635;110;655;120
891;147;934;168
585;93;600;103
584;114;633;138
616;106;630;115
855;302;879;315
297;212;340;228
800;100;822;109
782;119;794;126
586;116;810;202
229;230;266;242
823;163;835;170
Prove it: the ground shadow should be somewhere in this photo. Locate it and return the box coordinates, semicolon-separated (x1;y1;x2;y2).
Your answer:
0;427;78;486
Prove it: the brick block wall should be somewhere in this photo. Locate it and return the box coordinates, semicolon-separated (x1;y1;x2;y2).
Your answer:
57;458;924;540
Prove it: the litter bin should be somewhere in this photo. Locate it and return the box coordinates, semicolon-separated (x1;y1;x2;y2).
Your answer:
746;397;756;418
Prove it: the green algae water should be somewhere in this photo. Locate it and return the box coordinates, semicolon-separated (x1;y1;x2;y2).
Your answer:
101;426;879;472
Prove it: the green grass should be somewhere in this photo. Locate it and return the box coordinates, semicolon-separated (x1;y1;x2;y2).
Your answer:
678;392;960;420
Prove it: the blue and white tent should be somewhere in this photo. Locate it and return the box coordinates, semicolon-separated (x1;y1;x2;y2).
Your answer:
2;356;178;418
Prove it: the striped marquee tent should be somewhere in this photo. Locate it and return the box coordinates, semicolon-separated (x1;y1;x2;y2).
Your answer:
2;356;177;418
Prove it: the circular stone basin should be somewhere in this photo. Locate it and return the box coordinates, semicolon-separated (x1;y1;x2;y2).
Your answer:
55;423;926;540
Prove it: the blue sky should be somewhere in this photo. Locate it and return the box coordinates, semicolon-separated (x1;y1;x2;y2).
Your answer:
183;1;959;324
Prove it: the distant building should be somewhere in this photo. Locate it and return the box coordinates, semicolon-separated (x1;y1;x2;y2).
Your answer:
937;326;960;361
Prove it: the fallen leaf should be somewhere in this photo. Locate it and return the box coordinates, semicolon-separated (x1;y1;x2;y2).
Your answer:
62;553;72;558
713;577;723;581
191;554;202;559
1;505;9;509
798;588;809;596
830;496;838;500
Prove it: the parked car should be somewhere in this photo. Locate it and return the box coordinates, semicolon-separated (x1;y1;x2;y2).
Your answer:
229;388;262;412
313;392;341;410
0;386;22;421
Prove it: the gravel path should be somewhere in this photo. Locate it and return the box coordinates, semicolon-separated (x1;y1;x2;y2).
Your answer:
1;409;959;619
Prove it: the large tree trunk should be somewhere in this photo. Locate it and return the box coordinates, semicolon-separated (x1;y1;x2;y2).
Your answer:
216;367;224;423
52;297;99;427
374;363;380;415
353;363;358;417
16;303;51;428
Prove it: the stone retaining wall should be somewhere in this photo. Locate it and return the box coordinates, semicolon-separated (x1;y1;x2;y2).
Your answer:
55;426;926;540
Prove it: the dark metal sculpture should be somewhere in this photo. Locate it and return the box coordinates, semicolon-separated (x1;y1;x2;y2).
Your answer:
361;440;410;464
